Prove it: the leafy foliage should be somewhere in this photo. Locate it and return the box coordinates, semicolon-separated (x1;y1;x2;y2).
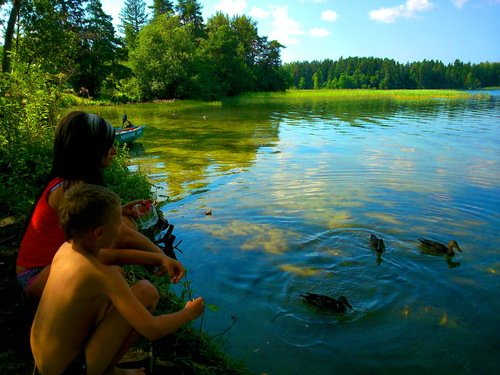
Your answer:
71;0;123;97
0;57;150;218
129;11;287;100
0;58;61;217
130;15;197;100
103;145;152;204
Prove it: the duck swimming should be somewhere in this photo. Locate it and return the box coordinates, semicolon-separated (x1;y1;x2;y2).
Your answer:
301;293;352;313
369;234;385;254
419;238;462;256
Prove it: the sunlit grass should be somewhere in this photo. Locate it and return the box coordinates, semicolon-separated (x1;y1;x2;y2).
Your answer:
228;89;486;104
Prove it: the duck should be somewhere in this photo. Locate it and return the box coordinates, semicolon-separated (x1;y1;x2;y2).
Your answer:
301;293;352;313
369;234;385;254
418;238;462;256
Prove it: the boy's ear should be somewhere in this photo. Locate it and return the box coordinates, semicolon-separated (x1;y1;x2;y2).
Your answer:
92;225;105;240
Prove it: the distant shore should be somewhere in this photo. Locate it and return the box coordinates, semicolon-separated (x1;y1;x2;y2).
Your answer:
227;89;489;104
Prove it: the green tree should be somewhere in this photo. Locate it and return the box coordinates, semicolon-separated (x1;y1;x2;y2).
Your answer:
254;38;286;92
175;0;204;38
149;0;173;19
119;0;148;49
18;0;84;75
72;0;120;96
200;13;245;96
130;15;196;99
2;0;22;72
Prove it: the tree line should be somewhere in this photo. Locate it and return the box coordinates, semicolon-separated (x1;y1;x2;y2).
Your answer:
0;0;287;101
1;1;498;103
283;57;499;90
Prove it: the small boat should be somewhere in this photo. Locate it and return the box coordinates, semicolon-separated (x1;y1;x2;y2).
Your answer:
115;125;145;145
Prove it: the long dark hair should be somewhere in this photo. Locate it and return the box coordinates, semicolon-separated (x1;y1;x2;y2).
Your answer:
51;111;115;186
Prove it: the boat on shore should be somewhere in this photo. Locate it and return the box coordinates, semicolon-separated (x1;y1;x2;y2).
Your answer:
115;125;145;145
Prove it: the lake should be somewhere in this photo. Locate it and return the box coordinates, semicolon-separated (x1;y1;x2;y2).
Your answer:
84;92;500;374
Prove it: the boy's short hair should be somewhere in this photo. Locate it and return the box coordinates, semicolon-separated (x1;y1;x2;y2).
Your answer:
59;183;121;239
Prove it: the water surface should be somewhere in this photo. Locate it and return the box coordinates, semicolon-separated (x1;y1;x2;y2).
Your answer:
84;93;500;374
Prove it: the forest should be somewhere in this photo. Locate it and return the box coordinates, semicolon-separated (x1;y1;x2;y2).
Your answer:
283;57;499;90
2;0;498;105
0;0;287;102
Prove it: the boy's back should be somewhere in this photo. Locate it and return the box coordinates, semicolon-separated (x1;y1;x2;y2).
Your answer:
30;183;204;375
31;242;119;374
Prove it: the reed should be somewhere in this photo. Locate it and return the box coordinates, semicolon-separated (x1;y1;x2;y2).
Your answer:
227;89;485;104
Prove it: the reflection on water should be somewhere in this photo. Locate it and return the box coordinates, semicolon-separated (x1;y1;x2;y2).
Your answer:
83;94;500;374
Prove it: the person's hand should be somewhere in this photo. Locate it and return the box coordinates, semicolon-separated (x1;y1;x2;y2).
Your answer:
122;200;152;218
185;297;205;319
155;256;185;283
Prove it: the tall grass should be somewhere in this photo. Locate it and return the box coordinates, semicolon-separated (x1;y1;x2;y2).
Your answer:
228;89;485;105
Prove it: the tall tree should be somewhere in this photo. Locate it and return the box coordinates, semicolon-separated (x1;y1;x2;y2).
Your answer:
72;0;119;96
119;0;148;49
2;0;22;72
18;0;86;75
130;15;196;99
175;0;204;38
201;13;245;96
149;0;173;19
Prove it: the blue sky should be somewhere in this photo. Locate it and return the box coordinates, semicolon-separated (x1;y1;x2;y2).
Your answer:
102;0;500;64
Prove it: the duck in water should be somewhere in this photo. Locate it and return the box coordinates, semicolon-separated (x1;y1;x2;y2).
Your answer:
369;234;385;254
419;239;462;256
301;293;352;313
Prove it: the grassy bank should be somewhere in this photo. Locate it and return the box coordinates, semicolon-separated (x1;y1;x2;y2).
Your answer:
227;89;487;104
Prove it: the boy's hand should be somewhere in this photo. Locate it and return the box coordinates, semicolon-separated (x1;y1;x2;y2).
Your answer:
122;199;152;218
155;256;185;283
185;297;205;319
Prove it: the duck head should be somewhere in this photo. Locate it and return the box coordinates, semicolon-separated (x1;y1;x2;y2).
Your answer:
447;240;462;255
337;296;352;309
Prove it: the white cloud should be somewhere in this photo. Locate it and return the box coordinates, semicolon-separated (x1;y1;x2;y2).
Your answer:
267;6;305;45
321;10;339;22
214;0;247;16
452;0;468;8
369;0;434;23
309;28;331;37
249;7;270;19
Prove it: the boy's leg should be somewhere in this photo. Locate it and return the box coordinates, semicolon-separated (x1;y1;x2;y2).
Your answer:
84;279;159;375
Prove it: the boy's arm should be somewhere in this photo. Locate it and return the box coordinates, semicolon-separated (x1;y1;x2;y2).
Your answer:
99;248;184;283
103;268;204;340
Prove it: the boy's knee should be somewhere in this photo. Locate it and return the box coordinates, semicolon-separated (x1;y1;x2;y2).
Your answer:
133;279;159;310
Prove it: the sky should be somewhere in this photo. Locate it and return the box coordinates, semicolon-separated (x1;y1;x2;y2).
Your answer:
102;0;500;64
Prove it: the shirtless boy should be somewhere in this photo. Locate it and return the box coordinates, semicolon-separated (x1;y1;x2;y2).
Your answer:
30;183;204;375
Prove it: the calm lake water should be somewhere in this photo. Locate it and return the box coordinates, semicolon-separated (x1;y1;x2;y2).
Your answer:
83;92;500;374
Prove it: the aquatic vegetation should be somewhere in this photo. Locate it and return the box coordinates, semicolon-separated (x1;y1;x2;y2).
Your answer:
364;212;403;226
195;220;296;255
279;264;320;277
229;89;477;104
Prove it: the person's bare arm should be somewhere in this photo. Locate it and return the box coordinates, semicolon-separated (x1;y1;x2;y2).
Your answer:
103;267;204;340
99;248;184;283
115;220;165;255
